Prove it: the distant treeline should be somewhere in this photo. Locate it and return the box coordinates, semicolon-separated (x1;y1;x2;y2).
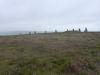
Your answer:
65;27;88;32
27;28;88;35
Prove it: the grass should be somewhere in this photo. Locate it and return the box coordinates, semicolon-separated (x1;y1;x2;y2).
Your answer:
0;32;100;75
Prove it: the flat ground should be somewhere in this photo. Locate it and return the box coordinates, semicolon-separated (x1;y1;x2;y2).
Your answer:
0;32;100;75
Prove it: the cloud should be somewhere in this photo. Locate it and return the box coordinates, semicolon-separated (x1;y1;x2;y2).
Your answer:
0;0;99;31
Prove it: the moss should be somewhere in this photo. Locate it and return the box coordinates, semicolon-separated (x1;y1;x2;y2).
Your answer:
88;62;96;70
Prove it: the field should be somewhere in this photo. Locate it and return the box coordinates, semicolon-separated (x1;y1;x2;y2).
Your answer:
0;32;100;75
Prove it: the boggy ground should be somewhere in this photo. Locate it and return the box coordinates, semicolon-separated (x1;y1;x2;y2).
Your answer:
0;32;100;75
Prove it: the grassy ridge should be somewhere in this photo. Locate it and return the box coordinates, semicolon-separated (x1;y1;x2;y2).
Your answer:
0;32;100;75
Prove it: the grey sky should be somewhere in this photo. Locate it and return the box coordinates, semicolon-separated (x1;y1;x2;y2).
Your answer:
0;0;99;32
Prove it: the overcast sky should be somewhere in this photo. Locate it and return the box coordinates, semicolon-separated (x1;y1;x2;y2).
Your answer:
0;0;99;32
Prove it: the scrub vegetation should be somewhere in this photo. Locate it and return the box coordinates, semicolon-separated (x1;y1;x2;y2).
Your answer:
0;32;100;75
